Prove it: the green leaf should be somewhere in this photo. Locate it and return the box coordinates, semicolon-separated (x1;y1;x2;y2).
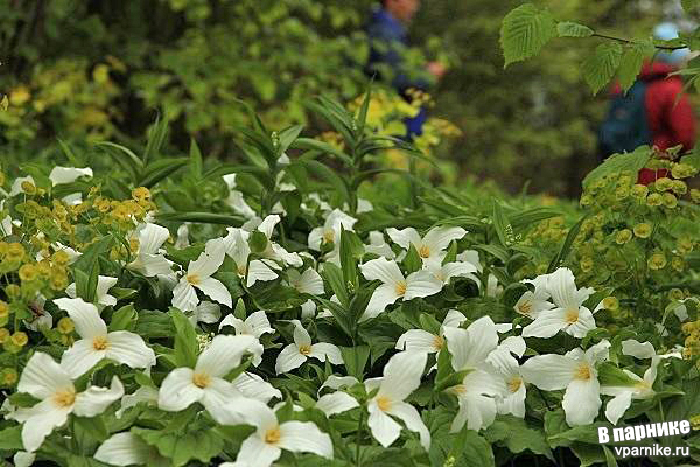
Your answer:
557;21;594;37
582;42;624;95
292;159;350;205
503;283;529;308
617;43;653;93
73;416;109;454
583;146;651;189
156;211;246;226
419;313;442;335
356;81;373;137
340;229;363;291
277;124;303;157
485;416;553;460
109;305;136;331
7;391;40;407
603;445;618;467
249;230;268;253
454;429;496;467
189;138;203;179
597;362;639;386
139;157;189;188
132;426;224;467
500;3;557;67
0;425;22;450
340;346;370;380
169;308;198;368
143;113;169;165
213;271;244;302
290;138;353;165
403;244;422;275
95;141;143;178
492;200;510;247
547;216;585;273
72;236;113;303
322;262;349;309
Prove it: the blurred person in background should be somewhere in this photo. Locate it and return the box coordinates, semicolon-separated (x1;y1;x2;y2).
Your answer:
598;22;695;185
365;0;445;141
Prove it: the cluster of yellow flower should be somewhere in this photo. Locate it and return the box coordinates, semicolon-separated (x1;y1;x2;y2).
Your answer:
681;320;700;359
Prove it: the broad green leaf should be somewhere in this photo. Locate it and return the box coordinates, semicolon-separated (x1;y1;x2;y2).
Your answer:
582;42;624;95
454;429;496;467
73;416;109;454
277;124;303;157
340;229;363;291
156;211;246;226
189;138;203;179
597;362;639;386
617;43;653;93
403;244;422;274
72;235;113;303
132;426;224;467
500;3;557;67
340;346;370;380
557;21;594;37
109;304;136;331
249;230;268;253
0;425;22;450
291;138;353;165
491;200;510;247
485;416;553;460
603;445;618;467
139;157;189;188
356;81;373;137
582;146;651;189
169;308;198;368
143;113;169;165
322;262;349;309
95;141;143;178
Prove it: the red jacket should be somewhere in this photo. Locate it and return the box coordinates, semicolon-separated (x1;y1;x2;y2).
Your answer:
625;62;695;184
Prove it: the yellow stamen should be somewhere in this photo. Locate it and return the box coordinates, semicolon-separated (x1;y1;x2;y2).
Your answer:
564;308;580;324
322;230;335;244
433;335;444;350
395;280;407;295
187;273;200;285
299;344;311;356
508;376;523;393
265;426;282;445
92;335;108;351
517;300;533;316
192;372;211;389
376;396;392;412
54;389;77;408
418;244;430;258
574;363;591;381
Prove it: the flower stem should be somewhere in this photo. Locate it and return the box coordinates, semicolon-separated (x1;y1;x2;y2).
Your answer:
356;409;364;467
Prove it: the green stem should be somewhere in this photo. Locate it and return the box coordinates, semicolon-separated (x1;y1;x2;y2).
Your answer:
356;409;364;467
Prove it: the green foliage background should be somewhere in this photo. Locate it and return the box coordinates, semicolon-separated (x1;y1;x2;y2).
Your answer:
0;0;692;196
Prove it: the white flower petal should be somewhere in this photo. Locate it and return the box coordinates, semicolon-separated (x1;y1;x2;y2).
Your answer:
196;277;232;308
562;378;601;426
605;392;633;425
308;342;343;365
442;309;467;329
278;421;333;458
520;355;575;390
404;270;443;299
237;433;281;467
54;298;107;339
247;311;275;337
194;301;221;324
361;257;405;285
522;309;567;338
172;280;199;312
386;228;421;250
61;339;106;379
396;329;440;353
422;226;466;255
18;353;74;399
196;334;256;378
49;167;93;186
368;400;402;447
232;373;282;403
158;368;201;411
94;432;152;466
13;452;35;467
20;400;71;452
275;344;307;375
316;392;359;416
387;401;430;450
247;259;279;287
444;316;499;371
361;283;402;321
73;376;124;417
621;340;657;359
379;351;427;401
106;331;156;370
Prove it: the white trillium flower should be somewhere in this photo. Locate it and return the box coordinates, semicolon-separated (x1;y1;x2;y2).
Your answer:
365;231;395;259
172;237;231;312
127;223;174;278
287;268;324;295
175;223;190;249
187;300;221;326
365;351;430;450
386;226;466;267
48;167;93;186
13;452;35;467
9;353;124;452
521;340;611;426
424;260;478;286
158;334;258;424
275;320;343;374
54;298;155;378
522;268;596;338
395;309;467;354
320;375;360;392
486;336;527;418
360;257;443;321
94;432;161;466
231;400;333;467
224;173;257;219
224;228;279;287
254;215;302;267
443;317;508;432
308;209;358;264
219;311;275;338
66;275;118;308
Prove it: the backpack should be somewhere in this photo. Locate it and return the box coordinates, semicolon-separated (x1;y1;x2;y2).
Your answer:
598;81;651;159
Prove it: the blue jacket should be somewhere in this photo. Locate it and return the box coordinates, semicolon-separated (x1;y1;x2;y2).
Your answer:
366;7;428;140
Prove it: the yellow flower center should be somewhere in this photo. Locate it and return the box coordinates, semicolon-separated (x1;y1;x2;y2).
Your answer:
92;335;108;351
517;300;533;316
53;389;77;408
395;280;407;295
564;308;580;324
265;426;282;445
187;273;200;285
635;381;652;391
299;344;312;355
574;363;591;381
433;335;444;350
322;230;335;244
508;376;523;393
418;244;430;258
376;396;392;412
192;372;211;389
237;264;247;276
450;384;466;395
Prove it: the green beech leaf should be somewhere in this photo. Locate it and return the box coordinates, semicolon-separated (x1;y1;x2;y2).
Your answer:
500;3;557;67
618;43;653;93
582;42;624;95
557;21;594;37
